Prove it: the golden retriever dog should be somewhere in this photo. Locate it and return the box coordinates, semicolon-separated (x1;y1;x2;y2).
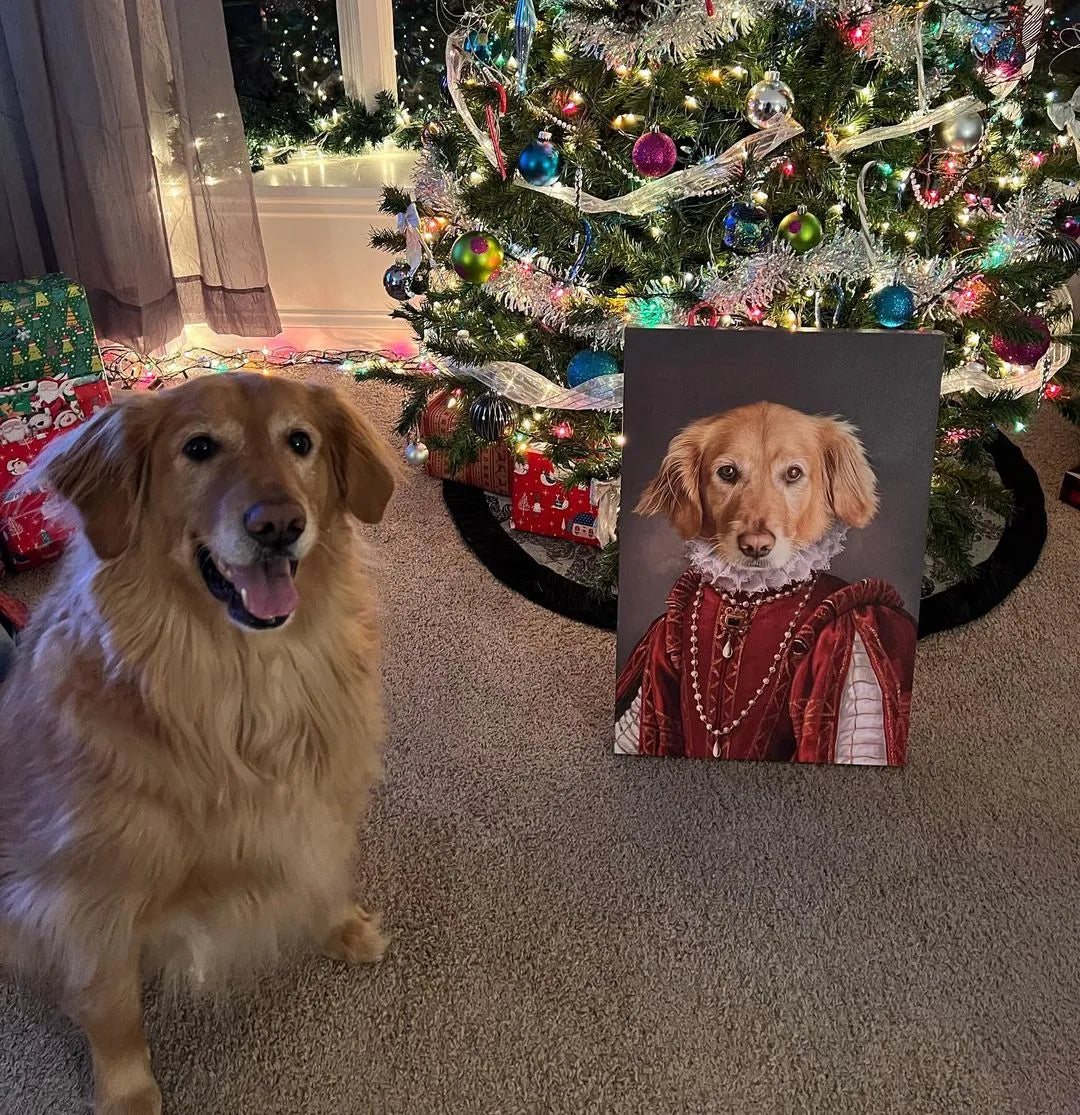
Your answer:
0;373;397;1115
636;400;879;566
616;401;916;764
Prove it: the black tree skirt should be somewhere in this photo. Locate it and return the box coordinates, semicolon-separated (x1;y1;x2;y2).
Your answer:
442;432;1046;638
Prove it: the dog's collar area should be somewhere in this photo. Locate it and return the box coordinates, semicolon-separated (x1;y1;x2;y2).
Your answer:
196;546;298;630
687;524;847;596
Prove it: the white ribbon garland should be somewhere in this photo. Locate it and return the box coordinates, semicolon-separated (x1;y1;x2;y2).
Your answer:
515;118;803;217
589;478;622;546
1048;88;1080;162
827;96;985;160
444;357;624;410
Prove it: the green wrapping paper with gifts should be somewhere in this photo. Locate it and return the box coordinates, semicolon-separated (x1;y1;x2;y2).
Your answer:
0;274;104;389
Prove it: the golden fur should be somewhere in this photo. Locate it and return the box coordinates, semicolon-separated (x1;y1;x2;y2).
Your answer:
0;373;398;1115
637;401;878;566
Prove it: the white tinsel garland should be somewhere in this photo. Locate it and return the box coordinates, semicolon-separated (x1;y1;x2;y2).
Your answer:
557;0;754;64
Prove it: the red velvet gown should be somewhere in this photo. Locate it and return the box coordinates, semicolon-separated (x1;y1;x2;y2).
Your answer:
616;570;916;764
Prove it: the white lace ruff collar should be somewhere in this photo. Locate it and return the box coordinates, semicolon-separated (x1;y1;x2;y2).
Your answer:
686;524;847;595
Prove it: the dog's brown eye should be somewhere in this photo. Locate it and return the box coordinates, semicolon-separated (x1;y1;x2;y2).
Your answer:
717;464;738;483
183;435;218;462
786;465;804;482
288;430;313;456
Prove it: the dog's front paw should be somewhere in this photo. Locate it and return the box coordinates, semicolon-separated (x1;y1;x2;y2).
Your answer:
95;1082;163;1115
323;905;388;965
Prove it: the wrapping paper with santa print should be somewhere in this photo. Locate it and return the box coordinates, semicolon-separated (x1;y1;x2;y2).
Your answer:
0;375;113;497
510;448;601;547
418;389;513;495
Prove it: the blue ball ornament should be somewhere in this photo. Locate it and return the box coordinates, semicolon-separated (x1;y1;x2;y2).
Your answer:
971;20;1003;55
872;283;916;329
517;133;561;186
722;203;772;254
567;349;620;387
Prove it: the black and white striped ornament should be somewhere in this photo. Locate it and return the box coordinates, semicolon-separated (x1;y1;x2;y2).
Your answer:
468;392;514;442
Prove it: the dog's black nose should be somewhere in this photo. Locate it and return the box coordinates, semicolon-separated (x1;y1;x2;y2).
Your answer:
244;501;306;549
738;531;774;559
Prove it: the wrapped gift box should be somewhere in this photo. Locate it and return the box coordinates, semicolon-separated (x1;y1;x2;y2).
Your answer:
418;389;512;495
510;449;601;547
0;488;75;572
0;276;110;570
1;274;104;390
1061;464;1080;510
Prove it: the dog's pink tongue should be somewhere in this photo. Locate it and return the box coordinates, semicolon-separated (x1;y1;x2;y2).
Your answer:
229;557;298;620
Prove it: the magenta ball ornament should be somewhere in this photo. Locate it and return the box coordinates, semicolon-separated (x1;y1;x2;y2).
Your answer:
632;130;678;178
991;316;1052;366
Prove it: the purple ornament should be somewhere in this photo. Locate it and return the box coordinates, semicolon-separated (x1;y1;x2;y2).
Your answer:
991;316;1052;366
1063;216;1080;240
632;130;677;178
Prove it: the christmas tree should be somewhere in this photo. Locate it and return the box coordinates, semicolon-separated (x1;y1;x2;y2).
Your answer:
372;0;1080;591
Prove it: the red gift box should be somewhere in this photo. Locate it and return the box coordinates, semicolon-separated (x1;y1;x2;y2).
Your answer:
0;373;111;570
0;488;75;572
511;449;600;546
418;390;511;495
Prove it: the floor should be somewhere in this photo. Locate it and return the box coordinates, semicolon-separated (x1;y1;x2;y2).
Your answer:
2;372;1079;1115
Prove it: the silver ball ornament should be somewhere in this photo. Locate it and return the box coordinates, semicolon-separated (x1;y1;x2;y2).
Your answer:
934;111;984;155
383;261;413;302
404;440;430;467
746;71;794;130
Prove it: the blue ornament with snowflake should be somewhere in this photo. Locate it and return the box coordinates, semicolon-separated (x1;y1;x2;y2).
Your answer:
722;203;772;254
872;283;916;329
465;28;503;63
971;20;1003;54
567;349;620;387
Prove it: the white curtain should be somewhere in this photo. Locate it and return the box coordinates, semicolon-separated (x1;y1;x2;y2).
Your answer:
0;0;280;351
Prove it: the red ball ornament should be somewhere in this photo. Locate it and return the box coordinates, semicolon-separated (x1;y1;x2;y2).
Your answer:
632;130;678;178
991;316;1052;366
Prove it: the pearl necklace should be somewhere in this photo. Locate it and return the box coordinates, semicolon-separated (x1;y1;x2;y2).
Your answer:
689;574;818;758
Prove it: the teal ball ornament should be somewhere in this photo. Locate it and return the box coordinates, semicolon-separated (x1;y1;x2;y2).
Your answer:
451;230;504;284
777;210;823;253
872;283;917;328
517;133;561;186
465;29;502;63
469;393;514;442
722;203;772;254
567;350;619;387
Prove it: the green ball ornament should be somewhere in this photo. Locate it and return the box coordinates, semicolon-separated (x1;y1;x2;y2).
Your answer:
777;210;823;254
451;230;505;284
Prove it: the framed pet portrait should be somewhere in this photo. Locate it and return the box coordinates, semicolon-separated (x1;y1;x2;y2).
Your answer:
614;328;944;767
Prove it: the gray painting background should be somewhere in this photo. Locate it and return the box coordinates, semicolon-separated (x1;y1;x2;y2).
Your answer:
616;328;944;673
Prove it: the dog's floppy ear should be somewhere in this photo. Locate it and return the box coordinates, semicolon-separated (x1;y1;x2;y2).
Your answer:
317;388;397;523
819;417;879;529
635;423;707;539
32;395;160;561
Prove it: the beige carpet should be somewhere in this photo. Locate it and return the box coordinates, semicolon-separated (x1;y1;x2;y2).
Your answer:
2;372;1079;1115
